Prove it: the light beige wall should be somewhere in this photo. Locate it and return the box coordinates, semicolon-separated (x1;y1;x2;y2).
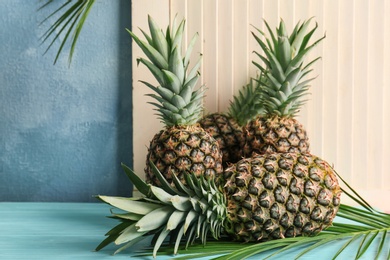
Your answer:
132;0;390;211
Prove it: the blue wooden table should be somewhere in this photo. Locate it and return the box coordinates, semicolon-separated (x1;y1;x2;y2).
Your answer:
1;203;143;260
0;202;386;259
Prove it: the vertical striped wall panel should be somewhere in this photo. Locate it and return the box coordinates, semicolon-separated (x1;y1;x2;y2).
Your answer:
132;0;390;210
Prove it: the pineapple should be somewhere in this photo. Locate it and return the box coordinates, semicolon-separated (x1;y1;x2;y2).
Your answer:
222;153;340;241
199;78;264;165
96;152;341;256
199;113;244;164
244;18;325;156
129;16;223;185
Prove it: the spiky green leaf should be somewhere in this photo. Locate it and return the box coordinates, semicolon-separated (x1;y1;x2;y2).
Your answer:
136;206;175;232
115;223;147;245
171;19;186;55
121;163;151;197
169;47;185;84
167;210;187;230
252;18;325;117
127;29;168;70
137;58;166;86
148;15;169;62
290;17;315;57
184;33;199;69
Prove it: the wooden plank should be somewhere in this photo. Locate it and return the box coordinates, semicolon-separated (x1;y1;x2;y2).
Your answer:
0;203;124;259
217;0;234;112
132;0;170;180
336;0;354;185
202;0;219;113
233;0;250;95
248;0;264;78
351;0;369;189
321;0;339;167
186;0;204;96
382;0;390;190
0;202;388;259
367;0;385;190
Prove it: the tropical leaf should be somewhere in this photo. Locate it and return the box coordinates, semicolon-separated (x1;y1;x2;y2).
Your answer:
144;212;389;260
39;0;96;65
134;169;390;260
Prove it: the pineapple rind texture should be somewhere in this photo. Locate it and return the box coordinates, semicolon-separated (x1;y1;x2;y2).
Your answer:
220;153;341;242
244;116;309;156
199;113;245;165
145;125;223;186
198;78;263;165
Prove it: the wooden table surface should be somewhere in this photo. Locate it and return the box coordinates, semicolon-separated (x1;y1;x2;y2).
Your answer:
0;202;386;259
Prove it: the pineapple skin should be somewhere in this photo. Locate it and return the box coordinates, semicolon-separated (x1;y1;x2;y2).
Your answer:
127;16;225;186
199;113;245;165
220;152;341;242
243;116;310;157
145;125;223;186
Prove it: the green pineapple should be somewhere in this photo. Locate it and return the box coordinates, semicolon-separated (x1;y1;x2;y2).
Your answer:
129;15;223;186
244;18;325;156
199;78;263;165
96;152;341;256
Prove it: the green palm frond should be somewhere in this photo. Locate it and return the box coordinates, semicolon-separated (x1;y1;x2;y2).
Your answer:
136;170;390;260
39;0;96;65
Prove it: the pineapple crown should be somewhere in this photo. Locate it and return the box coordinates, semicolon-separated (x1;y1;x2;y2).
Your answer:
128;15;204;126
228;76;265;126
96;162;227;257
252;18;325;117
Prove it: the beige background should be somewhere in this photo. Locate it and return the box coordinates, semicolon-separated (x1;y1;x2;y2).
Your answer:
132;0;390;211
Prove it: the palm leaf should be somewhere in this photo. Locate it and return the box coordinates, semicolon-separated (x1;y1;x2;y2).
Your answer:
134;169;390;259
149;212;389;260
39;0;96;65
